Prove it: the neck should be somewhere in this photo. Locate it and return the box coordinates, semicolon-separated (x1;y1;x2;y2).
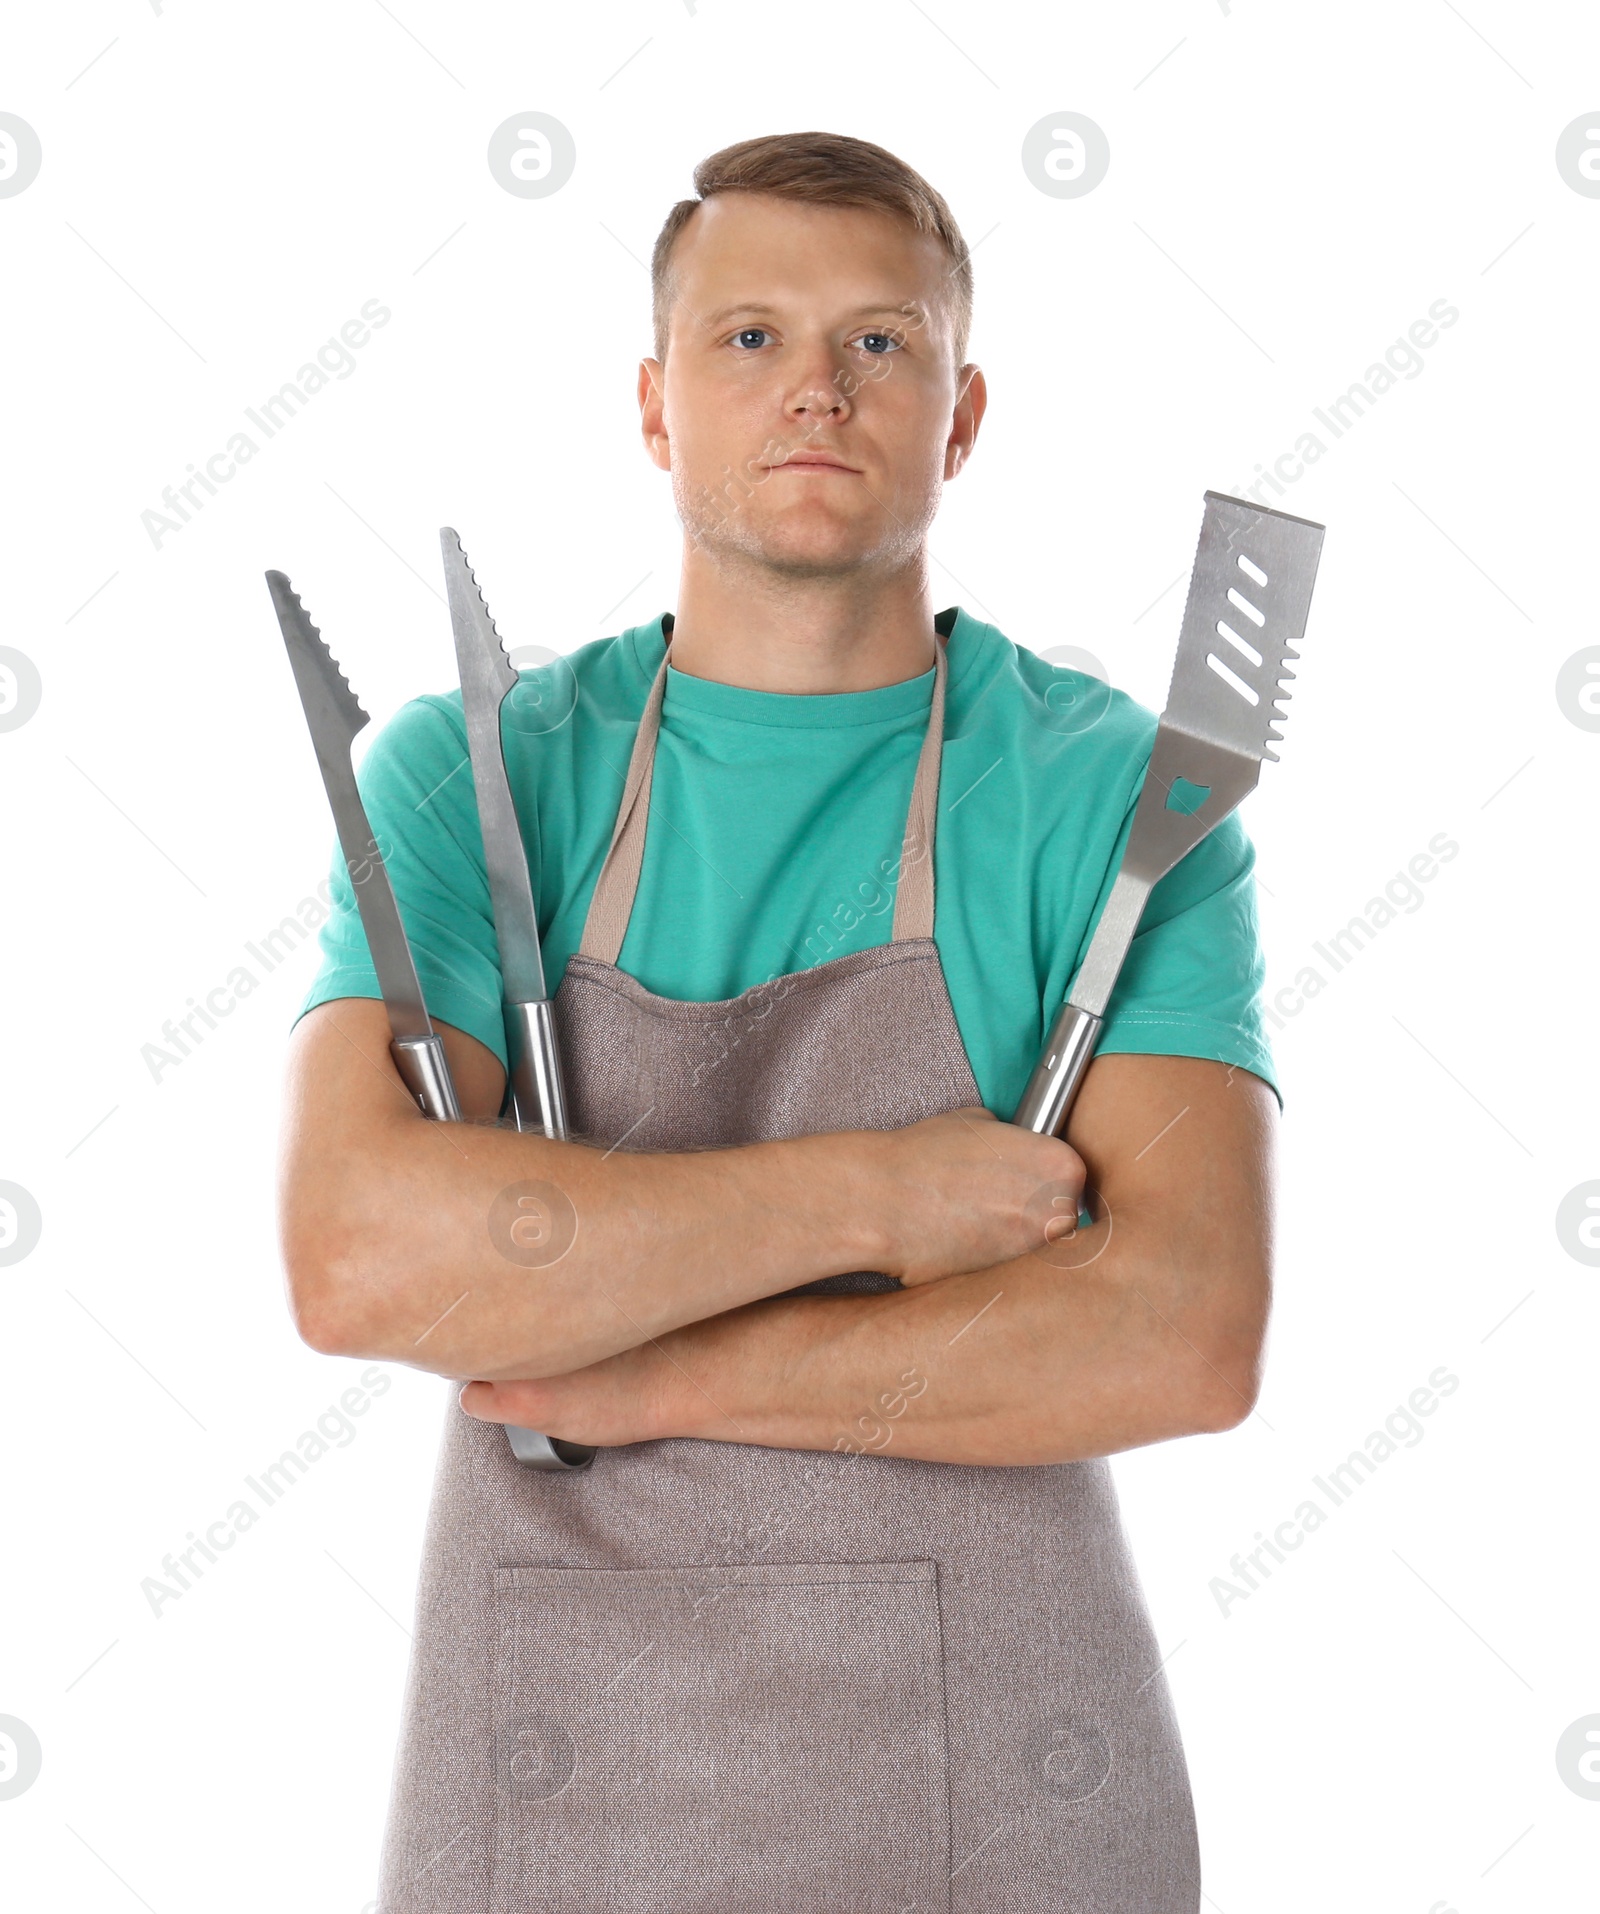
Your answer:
664;548;938;694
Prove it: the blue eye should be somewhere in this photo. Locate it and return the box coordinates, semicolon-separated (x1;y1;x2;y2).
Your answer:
727;327;904;353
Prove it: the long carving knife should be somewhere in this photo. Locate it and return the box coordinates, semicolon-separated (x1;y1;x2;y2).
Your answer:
440;527;572;1145
1012;491;1325;1139
266;569;461;1123
439;528;595;1476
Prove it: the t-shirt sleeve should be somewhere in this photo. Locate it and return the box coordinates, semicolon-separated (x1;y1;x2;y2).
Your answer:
1088;802;1282;1110
291;694;512;1070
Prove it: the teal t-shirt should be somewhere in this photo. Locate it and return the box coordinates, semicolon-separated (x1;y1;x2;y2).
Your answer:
293;607;1280;1115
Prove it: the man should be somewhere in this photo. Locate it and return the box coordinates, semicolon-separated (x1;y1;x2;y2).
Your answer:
281;131;1276;1912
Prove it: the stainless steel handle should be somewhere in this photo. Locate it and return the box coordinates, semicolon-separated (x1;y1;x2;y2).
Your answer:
1010;1002;1103;1138
504;999;571;1140
500;1002;595;1472
396;1027;594;1473
390;1033;461;1122
505;1427;597;1471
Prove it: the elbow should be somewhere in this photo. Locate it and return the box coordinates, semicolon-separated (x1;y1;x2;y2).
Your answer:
1188;1333;1266;1434
1195;1374;1260;1434
281;1220;392;1361
290;1286;366;1361
1183;1249;1271;1435
285;1264;370;1361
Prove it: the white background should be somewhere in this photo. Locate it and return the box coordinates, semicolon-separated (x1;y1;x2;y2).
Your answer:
2;3;1596;1910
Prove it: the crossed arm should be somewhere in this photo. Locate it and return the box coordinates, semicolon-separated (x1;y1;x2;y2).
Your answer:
462;1049;1277;1466
280;999;1276;1467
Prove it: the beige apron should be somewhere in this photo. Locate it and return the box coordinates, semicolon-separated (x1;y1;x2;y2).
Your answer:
377;613;1199;1912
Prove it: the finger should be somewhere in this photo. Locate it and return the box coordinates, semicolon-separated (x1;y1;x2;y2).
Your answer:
461;1377;563;1426
458;1380;499;1418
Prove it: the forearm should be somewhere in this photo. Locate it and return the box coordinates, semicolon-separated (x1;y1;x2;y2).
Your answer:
291;1110;889;1383
646;1216;1255;1465
284;1003;1084;1388
456;1062;1276;1458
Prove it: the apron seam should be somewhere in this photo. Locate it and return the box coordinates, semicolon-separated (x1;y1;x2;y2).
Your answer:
560;937;947;1017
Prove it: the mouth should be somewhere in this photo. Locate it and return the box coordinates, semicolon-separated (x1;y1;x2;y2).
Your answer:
766;455;860;474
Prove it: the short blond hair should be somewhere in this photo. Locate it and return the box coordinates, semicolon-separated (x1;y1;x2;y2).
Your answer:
650;130;973;366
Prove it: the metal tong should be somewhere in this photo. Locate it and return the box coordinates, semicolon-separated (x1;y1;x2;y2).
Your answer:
267;572;462;1122
438;528;593;1472
266;565;593;1474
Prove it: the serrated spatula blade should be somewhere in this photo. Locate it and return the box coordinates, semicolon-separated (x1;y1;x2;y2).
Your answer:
265;569;434;1046
1067;492;1323;1018
1165;489;1320;771
1011;491;1324;1139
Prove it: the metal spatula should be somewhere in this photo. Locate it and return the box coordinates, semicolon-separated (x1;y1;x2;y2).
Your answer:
1011;491;1325;1139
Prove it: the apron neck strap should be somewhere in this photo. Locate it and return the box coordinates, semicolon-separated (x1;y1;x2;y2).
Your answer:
576;624;951;966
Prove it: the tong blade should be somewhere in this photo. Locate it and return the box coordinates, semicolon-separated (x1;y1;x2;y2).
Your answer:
440;527;547;1007
266;569;434;1043
267;567;368;757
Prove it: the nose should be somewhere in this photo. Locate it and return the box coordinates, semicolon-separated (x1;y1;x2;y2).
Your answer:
785;344;855;428
790;384;849;427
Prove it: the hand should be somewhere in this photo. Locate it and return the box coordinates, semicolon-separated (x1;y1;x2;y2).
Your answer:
871;1107;1087;1287
459;1337;675;1448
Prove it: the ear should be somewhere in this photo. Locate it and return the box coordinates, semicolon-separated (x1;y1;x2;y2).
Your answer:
946;364;987;479
638;357;671;473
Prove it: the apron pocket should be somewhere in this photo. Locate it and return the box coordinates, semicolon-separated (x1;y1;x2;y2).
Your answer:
490;1558;953;1914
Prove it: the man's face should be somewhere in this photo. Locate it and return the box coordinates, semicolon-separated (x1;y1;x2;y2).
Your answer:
639;192;984;580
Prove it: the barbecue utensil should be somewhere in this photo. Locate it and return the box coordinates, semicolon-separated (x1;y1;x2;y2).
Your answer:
266;569;461;1123
440;527;595;1475
440;528;572;1142
269;568;591;1473
1012;491;1324;1140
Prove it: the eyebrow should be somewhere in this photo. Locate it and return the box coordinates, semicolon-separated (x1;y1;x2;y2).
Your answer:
698;302;920;331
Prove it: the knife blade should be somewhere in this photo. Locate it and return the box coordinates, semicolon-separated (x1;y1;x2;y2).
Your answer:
1012;491;1324;1138
266;568;461;1123
440;527;572;1146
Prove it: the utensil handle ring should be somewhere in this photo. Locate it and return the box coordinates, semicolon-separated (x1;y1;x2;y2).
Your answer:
391;1033;462;1123
1010;1003;1103;1138
505;1427;598;1471
505;999;570;1140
